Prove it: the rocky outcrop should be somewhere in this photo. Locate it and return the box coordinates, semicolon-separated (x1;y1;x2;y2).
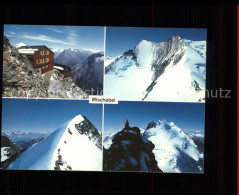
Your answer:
103;127;162;172
3;35;48;98
47;69;88;99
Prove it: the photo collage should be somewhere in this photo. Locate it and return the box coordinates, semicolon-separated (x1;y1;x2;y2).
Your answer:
1;25;206;173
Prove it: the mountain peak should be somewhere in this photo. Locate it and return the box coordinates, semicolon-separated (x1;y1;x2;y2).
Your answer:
172;34;183;39
69;114;84;124
136;39;152;48
6;114;102;171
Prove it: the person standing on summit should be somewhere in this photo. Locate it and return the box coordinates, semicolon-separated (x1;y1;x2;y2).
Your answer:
124;119;129;129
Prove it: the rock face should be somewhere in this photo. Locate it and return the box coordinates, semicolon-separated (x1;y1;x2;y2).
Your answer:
1;136;22;168
2;36;88;99
71;52;104;95
47;69;88;99
103;127;162;172
74;116;102;150
3;35;48;98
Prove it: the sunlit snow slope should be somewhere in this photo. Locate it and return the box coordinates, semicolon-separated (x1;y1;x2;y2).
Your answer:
8;115;102;171
105;35;206;102
143;120;203;173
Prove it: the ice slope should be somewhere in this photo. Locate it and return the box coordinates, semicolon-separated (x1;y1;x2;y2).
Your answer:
8;115;102;171
146;41;206;102
143;120;203;173
184;39;206;58
104;41;154;100
105;36;206;102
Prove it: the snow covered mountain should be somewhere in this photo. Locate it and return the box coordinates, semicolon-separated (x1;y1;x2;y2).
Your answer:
52;48;64;58
143;119;204;173
54;48;95;68
184;39;206;58
105;35;206;102
103;119;204;173
15;42;26;48
103;127;162;172
1;131;50;149
71;52;104;95
7;115;102;171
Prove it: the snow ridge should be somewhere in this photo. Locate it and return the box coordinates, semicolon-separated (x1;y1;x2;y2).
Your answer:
8;115;102;171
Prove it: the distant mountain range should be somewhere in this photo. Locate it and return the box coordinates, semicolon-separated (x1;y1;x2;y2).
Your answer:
54;48;96;68
2;131;50;149
53;48;104;95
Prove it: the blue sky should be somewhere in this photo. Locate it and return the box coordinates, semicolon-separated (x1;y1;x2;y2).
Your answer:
106;27;207;57
4;25;104;51
2;98;103;132
104;101;205;134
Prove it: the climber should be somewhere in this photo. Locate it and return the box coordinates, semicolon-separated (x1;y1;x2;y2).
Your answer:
124;119;129;129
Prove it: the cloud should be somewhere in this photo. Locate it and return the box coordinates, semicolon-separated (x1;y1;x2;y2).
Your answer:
47;27;63;33
21;34;75;45
5;33;13;38
5;31;15;38
66;31;78;45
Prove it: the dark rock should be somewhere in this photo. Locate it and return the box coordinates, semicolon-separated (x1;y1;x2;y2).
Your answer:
103;127;162;172
75;116;102;150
